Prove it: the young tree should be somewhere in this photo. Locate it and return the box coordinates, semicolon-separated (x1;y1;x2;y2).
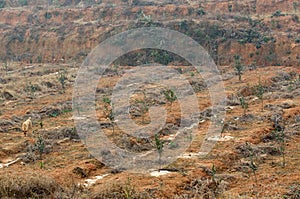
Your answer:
35;135;45;160
57;69;67;93
245;142;258;186
239;96;249;115
163;89;177;112
102;97;111;116
135;98;149;124
272;117;286;167
102;97;115;134
233;55;243;81
154;133;164;167
2;61;8;74
293;2;298;12
255;77;265;112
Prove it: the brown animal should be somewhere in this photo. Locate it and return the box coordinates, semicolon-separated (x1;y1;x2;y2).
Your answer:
21;117;32;136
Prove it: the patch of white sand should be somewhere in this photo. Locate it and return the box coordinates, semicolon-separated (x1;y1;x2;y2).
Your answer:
150;170;171;177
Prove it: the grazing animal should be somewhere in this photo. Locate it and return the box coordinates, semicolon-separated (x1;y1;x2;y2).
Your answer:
22;117;32;136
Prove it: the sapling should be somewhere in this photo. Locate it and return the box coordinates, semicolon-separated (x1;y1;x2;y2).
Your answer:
135;91;148;124
233;55;243;81
239;96;249;116
211;164;217;183
102;97;115;134
272;118;286;167
255;77;265;112
57;69;67;93
35;135;45;160
39;119;43;129
293;2;298;12
102;97;111;117
124;177;135;199
2;61;8;74
39;161;45;169
220;122;228;137
163;89;177;112
245;142;258;186
155;133;164;167
108;108;115;134
136;99;148;124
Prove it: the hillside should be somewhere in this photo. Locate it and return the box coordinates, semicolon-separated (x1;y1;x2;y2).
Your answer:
0;0;300;198
0;0;299;66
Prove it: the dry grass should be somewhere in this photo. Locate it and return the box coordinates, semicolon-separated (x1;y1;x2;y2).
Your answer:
92;179;154;199
0;171;61;198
